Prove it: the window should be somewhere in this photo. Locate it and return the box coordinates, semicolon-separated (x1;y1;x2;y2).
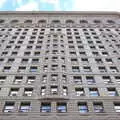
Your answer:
42;75;47;83
86;76;95;84
93;102;104;113
102;76;112;84
51;86;58;95
51;74;58;81
98;66;107;73
11;19;19;24
18;66;26;72
51;65;58;71
57;103;67;113
110;66;118;73
62;75;67;83
9;88;19;96
66;19;74;24
72;66;80;72
21;59;28;63
24;20;32;23
81;58;89;64
41;86;46;96
83;66;92;72
62;65;66;71
107;20;115;24
43;65;48;72
95;58;103;64
114;103;120;112
14;76;23;84
107;88;118;96
115;76;120;83
105;58;113;64
73;76;82;84
80;20;88;23
32;58;39;63
40;102;51;112
75;88;85;96
29;66;38;72
0;19;5;24
0;76;6;84
78;102;88;113
19;102;31;112
89;88;99;96
3;66;11;72
27;76;35;84
7;58;15;63
24;88;33;96
63;86;68;96
3;102;15;112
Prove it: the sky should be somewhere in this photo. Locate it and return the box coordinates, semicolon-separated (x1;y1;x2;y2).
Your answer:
0;0;120;11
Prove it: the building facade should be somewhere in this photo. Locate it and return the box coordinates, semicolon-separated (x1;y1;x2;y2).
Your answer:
0;11;120;120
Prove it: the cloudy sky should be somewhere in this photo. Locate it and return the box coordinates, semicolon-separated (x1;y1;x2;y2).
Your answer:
0;0;120;11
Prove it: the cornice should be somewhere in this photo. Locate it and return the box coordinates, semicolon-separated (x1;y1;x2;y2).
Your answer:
0;11;119;16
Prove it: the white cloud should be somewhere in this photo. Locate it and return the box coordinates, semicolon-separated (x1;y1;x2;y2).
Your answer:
72;0;120;11
0;0;6;8
16;1;39;11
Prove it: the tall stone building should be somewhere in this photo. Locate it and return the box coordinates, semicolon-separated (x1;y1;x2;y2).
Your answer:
0;11;120;120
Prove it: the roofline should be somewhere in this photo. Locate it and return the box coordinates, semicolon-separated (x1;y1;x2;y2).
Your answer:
0;11;119;16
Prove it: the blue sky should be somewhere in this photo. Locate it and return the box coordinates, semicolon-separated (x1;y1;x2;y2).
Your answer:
0;0;120;11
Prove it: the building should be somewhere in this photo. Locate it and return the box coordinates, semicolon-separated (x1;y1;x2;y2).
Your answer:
0;11;120;120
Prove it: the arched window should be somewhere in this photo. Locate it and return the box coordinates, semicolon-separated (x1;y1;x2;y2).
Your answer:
0;19;5;24
11;20;19;24
93;20;101;24
38;20;46;24
107;20;115;24
80;20;88;23
52;20;60;24
66;20;74;24
24;20;32;23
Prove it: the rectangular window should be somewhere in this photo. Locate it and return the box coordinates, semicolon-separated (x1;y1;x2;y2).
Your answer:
14;76;23;84
27;76;35;84
40;103;51;112
24;88;33;96
51;74;58;81
18;66;26;72
73;76;82;84
0;76;6;84
114;103;120;112
29;66;37;72
72;66;80;72
102;76;112;84
75;88;85;96
62;75;67;83
86;76;95;84
63;86;68;96
98;66;107;73
19;102;31;112
51;86;58;95
107;88;118;96
83;66;92;72
110;66;118;73
78;102;88;113
9;88;19;96
3;66;11;72
3;102;15;112
41;86;46;96
93;102;104;113
89;88;99;96
57;103;67;113
115;76;120;83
